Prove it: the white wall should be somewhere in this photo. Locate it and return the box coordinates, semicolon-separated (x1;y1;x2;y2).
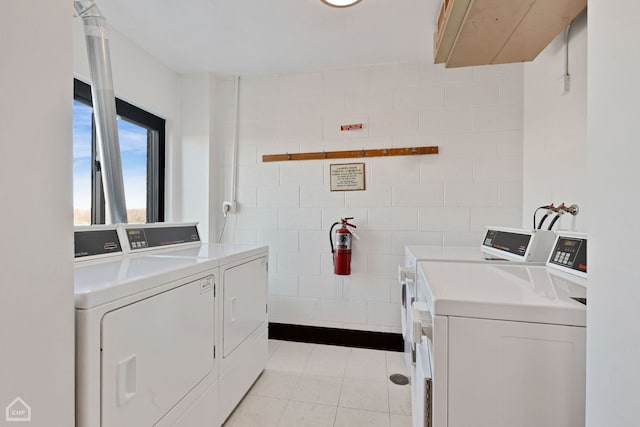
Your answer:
523;11;588;231
72;19;180;221
177;73;235;242
0;1;74;425
219;63;525;332
587;1;640;425
178;74;213;240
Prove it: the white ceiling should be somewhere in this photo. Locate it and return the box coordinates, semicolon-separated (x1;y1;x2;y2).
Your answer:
98;0;439;76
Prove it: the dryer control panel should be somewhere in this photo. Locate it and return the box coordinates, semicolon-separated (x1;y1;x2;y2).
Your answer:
549;236;587;274
74;227;122;260
125;224;200;251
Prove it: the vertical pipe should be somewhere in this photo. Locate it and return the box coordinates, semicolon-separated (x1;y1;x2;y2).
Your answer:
74;0;128;224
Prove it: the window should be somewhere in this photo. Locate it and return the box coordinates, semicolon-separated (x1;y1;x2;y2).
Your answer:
73;79;165;224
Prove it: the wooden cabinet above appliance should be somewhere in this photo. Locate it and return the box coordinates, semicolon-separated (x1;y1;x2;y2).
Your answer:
434;0;587;68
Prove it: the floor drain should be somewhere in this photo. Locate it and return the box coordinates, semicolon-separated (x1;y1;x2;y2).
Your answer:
389;373;409;385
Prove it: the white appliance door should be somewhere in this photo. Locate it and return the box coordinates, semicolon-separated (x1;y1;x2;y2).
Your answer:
447;317;586;427
414;340;433;427
101;276;215;427
223;257;268;358
398;266;415;341
412;302;434;427
405;279;417;363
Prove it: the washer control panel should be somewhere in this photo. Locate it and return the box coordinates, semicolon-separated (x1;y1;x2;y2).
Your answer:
125;224;200;250
549;236;587;273
483;229;532;257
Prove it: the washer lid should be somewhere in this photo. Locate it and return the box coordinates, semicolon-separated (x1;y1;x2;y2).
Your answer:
405;246;486;267
417;261;587;326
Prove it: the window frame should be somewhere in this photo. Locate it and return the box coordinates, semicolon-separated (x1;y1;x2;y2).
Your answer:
73;78;165;224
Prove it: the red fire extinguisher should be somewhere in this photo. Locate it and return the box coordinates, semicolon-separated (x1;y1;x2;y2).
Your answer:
330;217;357;275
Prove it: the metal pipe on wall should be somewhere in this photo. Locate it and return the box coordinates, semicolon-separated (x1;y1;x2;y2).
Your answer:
74;0;128;224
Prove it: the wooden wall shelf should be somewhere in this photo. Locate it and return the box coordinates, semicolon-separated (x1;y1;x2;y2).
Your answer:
262;146;439;162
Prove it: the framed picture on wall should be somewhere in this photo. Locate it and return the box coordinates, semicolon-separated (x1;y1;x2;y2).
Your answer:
330;163;366;191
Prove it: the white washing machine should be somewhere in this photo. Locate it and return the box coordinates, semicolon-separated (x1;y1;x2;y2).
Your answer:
411;232;588;427
74;226;219;427
117;223;269;425
398;227;556;371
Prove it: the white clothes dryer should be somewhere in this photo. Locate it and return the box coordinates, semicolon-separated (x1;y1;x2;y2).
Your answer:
116;223;269;425
74;226;219;427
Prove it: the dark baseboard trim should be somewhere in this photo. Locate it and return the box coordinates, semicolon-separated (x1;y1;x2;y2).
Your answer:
268;322;404;352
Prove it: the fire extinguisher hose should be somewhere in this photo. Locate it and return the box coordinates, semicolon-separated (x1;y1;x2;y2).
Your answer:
329;222;340;256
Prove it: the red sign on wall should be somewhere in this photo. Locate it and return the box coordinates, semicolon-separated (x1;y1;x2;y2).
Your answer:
340;123;363;131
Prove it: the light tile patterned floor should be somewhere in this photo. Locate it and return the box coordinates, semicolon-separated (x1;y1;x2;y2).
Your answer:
223;340;412;427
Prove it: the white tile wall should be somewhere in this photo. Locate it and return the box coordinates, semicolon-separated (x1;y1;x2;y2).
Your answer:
321;208;369;230
269;273;299;297
469;207;522;232
238;164;280;187
499;181;524;207
439;132;498;158
368;208;418;231
321;299;367;324
366;255;404;280
352;231;392;255
301;185;346;208
394;86;445;111
420;107;473;133
346;91;394;114
299;230;327;253
278;252;322;275
269;296;322;324
443;231;485;247
239;121;278;146
372;63;423;89
473;156;523;182
445;182;499;207
258;186;300;208
345;185;392;208
279;118;322;142
369;111;420;137
418;207;470;232
280;162;324;186
298;275;343;300
420;157;474;183
279;208;322;230
323;68;371;95
343;276;390;303
390;232;443;255
498;130;524;156
225;62;524;332
473;104;524;131
392;182;443;207
300;94;346;119
257;229;300;252
368;158;420;185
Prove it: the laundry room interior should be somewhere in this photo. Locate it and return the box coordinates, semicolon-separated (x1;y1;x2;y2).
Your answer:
2;0;638;426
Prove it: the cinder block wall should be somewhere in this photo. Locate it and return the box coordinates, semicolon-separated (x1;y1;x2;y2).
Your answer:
221;62;524;332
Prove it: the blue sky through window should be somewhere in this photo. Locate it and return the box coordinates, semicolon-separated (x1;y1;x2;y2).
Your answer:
73;100;148;217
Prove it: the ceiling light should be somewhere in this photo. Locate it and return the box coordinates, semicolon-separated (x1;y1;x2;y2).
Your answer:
321;0;364;8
